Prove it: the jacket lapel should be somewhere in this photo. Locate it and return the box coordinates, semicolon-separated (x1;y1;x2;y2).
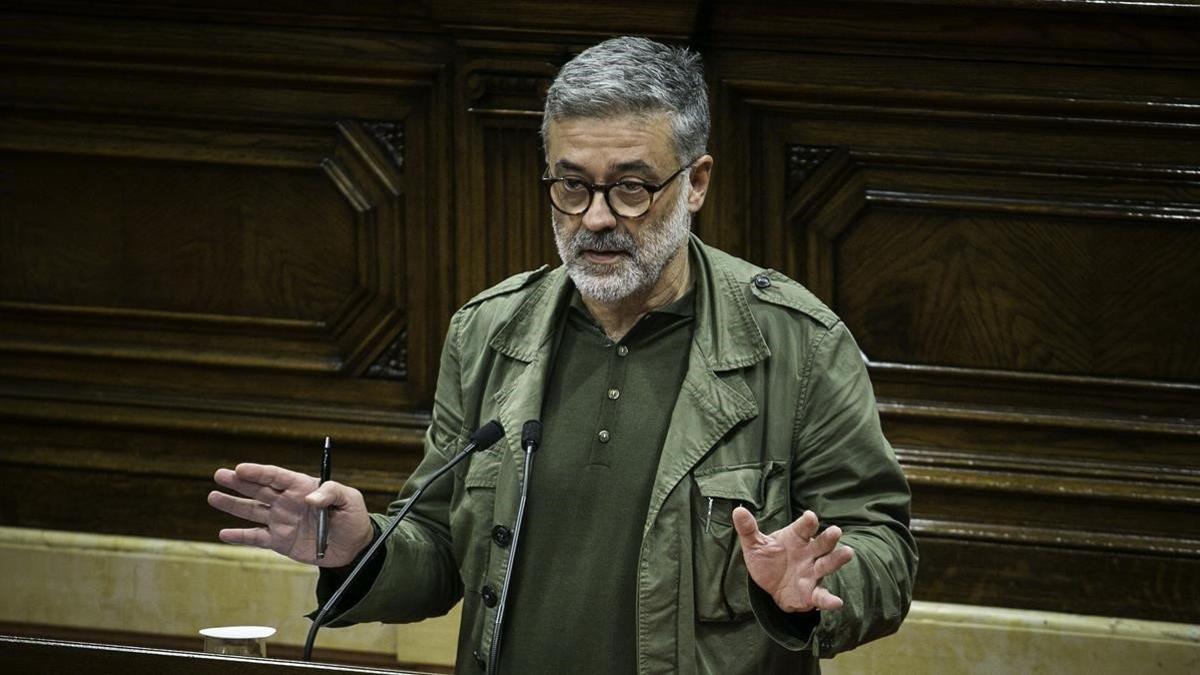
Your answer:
488;267;572;509
643;236;771;533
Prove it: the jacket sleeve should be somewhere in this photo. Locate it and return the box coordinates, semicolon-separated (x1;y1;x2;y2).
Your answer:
313;310;470;625
750;320;918;657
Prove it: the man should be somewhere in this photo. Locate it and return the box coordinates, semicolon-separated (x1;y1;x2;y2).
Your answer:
209;36;916;674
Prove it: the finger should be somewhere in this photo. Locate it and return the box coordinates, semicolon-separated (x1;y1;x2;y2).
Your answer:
233;463;316;493
814;545;855;578
731;506;769;549
207;490;272;525
781;510;819;542
214;468;284;505
809;524;843;559
304;481;354;510
812;585;844;611
218;527;272;548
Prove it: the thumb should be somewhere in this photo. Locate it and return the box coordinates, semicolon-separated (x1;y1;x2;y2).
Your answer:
732;505;765;548
305;481;349;509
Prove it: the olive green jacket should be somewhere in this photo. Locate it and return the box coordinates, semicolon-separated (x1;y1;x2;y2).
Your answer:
328;236;917;674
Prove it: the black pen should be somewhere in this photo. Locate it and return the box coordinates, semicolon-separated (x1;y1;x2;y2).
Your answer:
316;436;332;560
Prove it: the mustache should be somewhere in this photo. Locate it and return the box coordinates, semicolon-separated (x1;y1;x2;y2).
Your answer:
566;228;636;255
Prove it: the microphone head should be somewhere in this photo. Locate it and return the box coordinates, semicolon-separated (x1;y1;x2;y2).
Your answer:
521;420;542;451
470;420;505;450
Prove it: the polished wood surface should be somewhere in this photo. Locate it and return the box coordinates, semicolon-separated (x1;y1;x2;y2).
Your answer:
0;622;418;671
2;1;1198;625
0;635;428;674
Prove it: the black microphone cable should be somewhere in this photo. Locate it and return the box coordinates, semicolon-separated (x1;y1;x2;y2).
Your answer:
487;419;542;674
303;420;505;662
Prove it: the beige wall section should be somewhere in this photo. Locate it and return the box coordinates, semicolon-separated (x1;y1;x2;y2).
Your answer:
1;527;1197;673
824;603;1199;675
0;526;457;665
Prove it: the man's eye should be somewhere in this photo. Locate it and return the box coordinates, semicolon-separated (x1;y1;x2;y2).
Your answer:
561;178;588;191
615;181;647;193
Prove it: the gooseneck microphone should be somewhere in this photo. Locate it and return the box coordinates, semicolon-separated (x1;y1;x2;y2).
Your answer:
303;420;505;661
488;419;542;673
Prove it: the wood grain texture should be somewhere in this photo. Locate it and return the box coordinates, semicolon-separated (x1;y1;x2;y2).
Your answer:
0;624;418;672
2;0;1199;630
0;635;432;675
705;4;1200;624
452;55;560;305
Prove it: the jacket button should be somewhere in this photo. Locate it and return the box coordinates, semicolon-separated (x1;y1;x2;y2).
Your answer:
753;273;771;289
473;649;486;670
481;585;498;608
492;525;512;548
597;429;611;443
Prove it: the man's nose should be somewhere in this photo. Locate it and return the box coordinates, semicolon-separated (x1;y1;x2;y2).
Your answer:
580;189;618;231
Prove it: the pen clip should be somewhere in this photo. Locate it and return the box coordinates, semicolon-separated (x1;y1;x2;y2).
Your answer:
704;497;714;535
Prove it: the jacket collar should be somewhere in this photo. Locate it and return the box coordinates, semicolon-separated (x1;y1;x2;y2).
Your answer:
686;234;771;372
488;234;771;371
487;265;570;363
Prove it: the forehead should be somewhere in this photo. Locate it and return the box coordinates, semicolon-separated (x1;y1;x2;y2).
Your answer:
544;113;675;172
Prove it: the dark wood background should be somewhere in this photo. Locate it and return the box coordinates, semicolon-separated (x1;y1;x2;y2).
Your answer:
2;0;1198;633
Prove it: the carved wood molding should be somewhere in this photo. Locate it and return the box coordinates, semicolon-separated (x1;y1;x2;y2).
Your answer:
776;136;1200;578
0;118;414;377
911;517;1200;559
321;120;412;377
783;146;1200;234
903;453;1200;511
728;76;1200;139
366;328;409;381
463;61;556;117
897;445;1200;491
363;122;405;171
786;145;836;193
781;146;1200;376
0;379;429;449
709;10;1200;69
879;398;1200;440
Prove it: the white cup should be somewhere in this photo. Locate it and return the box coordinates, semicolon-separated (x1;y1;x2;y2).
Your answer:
199;625;276;657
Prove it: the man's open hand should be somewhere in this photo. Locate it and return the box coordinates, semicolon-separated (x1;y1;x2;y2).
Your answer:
732;507;854;614
208;463;374;568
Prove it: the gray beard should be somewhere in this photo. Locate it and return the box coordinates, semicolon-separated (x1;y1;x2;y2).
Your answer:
552;185;691;304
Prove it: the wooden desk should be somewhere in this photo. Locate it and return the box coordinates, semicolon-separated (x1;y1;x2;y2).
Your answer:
0;635;431;674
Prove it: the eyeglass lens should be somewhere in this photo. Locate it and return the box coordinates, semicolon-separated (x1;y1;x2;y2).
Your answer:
550;181;650;218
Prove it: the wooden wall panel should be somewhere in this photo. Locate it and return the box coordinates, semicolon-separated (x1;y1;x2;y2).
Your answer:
0;8;453;539
706;19;1200;622
838;206;1200;379
452;55;560;305
2;0;1198;628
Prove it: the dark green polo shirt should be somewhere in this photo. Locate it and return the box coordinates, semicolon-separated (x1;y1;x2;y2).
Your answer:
499;285;695;673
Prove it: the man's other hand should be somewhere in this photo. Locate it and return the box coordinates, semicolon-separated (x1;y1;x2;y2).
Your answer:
732;507;854;614
208;463;374;568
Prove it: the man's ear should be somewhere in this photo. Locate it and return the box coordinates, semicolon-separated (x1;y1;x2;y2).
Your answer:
687;154;714;213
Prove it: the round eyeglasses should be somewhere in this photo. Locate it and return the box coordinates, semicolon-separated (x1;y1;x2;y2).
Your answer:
541;158;697;219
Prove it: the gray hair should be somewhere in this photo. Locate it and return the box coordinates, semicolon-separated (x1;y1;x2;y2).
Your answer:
541;36;709;164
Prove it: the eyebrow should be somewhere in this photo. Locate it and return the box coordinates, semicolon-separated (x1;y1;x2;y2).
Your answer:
554;158;658;177
554;159;586;172
613;160;654;174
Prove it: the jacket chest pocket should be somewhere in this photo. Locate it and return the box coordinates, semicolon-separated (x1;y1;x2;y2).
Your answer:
449;449;504;651
449;450;501;583
691;462;787;622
